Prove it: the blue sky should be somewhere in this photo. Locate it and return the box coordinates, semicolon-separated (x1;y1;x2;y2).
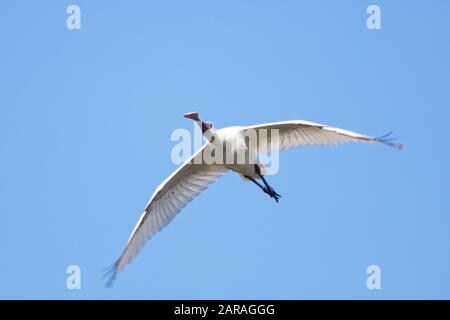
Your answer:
1;1;450;299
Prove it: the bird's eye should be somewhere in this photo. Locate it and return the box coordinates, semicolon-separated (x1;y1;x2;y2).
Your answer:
208;122;213;129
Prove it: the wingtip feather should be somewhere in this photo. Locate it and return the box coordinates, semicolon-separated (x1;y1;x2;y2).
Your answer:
376;132;405;150
102;260;120;288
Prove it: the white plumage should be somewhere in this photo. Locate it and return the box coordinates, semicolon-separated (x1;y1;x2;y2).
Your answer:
105;113;403;286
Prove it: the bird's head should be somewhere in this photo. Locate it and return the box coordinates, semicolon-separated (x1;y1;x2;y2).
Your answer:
184;112;215;139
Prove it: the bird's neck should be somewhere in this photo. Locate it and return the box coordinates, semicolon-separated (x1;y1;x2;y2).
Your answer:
204;128;217;143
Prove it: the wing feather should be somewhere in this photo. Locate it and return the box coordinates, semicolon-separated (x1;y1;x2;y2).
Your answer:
107;144;228;286
243;120;404;153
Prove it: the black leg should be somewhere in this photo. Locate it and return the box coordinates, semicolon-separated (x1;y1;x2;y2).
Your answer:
248;165;282;203
259;175;271;190
244;175;266;192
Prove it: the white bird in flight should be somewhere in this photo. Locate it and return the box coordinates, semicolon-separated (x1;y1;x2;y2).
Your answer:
105;112;403;286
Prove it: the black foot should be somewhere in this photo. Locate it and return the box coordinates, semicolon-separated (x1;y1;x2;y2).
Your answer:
263;186;281;203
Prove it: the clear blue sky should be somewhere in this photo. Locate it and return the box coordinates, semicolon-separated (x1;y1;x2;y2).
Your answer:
1;1;449;299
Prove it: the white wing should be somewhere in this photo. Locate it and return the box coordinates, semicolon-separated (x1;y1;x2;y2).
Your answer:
106;144;228;286
243;120;404;153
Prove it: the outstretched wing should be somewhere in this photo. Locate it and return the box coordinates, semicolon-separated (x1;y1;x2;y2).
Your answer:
243;120;404;153
106;144;228;286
